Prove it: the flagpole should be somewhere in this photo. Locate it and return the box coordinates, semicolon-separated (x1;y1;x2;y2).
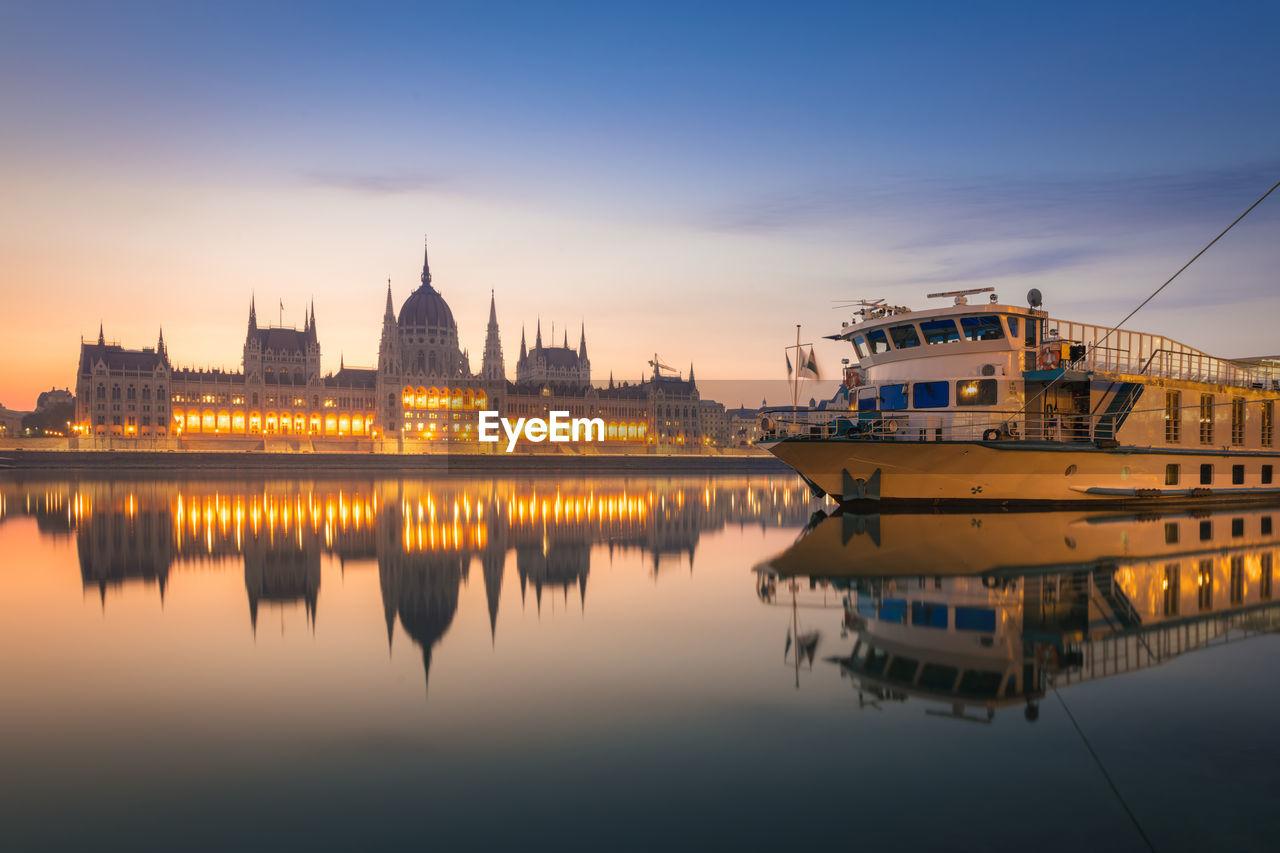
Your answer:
793;325;800;419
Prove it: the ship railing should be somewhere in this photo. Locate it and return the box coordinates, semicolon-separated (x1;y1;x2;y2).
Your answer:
760;408;1100;444
1048;318;1280;389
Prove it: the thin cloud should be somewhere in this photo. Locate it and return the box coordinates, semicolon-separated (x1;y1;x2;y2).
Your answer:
299;170;453;195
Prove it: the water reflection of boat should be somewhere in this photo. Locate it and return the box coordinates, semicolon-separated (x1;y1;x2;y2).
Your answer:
758;505;1280;719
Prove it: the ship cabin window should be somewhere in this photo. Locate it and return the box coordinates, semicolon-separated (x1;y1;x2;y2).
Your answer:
955;606;997;632
1263;465;1274;485
1007;316;1019;338
913;381;950;409
961;315;1005;342
864;647;889;676
1199;394;1214;444
852;335;868;359
886;656;920;684
1200;464;1213;485
879;384;908;411
956;379;997;406
1165;391;1182;443
1231;397;1245;446
866;329;892;354
889;324;921;349
857;390;877;412
1232;465;1245;485
921;318;961;345
957;669;1003;697
1263;401;1274;447
911;601;948;628
918;663;959;691
1165;464;1180;486
879;599;908;623
1197;561;1213;611
1024;318;1039;347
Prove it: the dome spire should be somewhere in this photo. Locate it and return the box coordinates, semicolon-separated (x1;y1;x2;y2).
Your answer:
384;279;395;322
420;235;432;289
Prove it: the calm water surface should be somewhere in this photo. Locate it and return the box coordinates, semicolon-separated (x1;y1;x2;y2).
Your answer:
1;474;1278;852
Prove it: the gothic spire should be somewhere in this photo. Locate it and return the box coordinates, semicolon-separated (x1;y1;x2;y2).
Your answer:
97;322;104;346
520;325;527;360
488;289;498;328
309;300;317;339
383;279;395;323
248;294;257;331
689;363;695;386
535;318;542;349
579;323;587;359
158;327;167;360
563;329;568;349
420;236;432;289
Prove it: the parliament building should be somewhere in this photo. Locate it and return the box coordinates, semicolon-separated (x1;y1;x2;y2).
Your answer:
74;241;720;451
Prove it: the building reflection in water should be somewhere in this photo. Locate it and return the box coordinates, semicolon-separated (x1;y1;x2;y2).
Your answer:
758;506;1280;721
0;476;814;693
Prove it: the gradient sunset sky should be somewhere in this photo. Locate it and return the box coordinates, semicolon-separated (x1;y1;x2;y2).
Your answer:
2;0;1278;408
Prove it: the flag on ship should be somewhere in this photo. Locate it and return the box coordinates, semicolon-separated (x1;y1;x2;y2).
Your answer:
798;347;820;380
786;351;793;378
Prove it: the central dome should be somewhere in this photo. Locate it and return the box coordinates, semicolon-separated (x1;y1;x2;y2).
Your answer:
397;242;456;331
398;283;455;330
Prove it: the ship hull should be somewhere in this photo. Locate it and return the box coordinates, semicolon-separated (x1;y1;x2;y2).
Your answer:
764;438;1280;505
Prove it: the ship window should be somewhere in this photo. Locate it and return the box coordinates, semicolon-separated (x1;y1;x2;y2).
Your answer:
911;601;948;628
857;392;877;412
1199;394;1214;444
1197;560;1213;611
852;335;868;359
879;384;908;411
955;606;997;632
1006;316;1019;338
1200;464;1213;485
878;599;908;623
921;318;960;345
866;329;891;354
1231;397;1245;446
1163;565;1180;616
1263;401;1274;447
1024;318;1038;347
886;656;919;684
864;647;889;676
1264;465;1274;485
1165;464;1180;486
1165;391;1181;443
958;669;1002;697
961;315;1005;341
913;381;950;409
889;324;921;349
956;379;997;406
918;663;959;691
1232;465;1245;485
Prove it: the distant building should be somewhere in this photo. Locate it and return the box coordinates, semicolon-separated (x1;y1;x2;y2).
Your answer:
73;238;714;451
36;388;73;410
0;404;25;436
727;404;764;446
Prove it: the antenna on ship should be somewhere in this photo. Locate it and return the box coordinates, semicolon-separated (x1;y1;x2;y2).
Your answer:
926;286;995;306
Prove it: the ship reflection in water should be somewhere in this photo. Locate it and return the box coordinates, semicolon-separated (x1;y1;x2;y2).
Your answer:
758;507;1280;722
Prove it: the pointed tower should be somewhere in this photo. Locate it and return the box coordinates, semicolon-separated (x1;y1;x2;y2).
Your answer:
562;330;568;349
157;327;168;363
248;295;257;331
535;318;542;349
519;326;527;361
689;363;695;387
97;323;105;346
481;290;505;382
420;237;432;288
578;323;587;359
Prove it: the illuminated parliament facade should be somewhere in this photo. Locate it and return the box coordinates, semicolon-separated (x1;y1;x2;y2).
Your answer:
74;242;719;451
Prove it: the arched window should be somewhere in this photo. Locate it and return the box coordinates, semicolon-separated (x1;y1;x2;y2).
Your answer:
415;351;426;373
111;385;121;401
96;384;105;399
428;351;438;374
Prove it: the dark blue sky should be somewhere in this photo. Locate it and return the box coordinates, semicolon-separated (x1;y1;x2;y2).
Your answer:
2;0;1278;402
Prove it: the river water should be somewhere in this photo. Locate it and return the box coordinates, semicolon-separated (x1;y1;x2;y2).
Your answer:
1;473;1277;851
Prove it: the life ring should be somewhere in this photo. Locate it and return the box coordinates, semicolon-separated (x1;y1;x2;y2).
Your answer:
1036;343;1061;370
982;428;1001;441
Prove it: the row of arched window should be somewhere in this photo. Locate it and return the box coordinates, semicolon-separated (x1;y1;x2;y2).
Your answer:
174;410;374;436
402;386;488;410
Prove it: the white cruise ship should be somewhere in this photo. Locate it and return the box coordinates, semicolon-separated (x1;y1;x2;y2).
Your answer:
760;288;1280;504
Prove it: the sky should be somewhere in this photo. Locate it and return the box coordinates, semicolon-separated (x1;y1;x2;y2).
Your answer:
1;0;1278;408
